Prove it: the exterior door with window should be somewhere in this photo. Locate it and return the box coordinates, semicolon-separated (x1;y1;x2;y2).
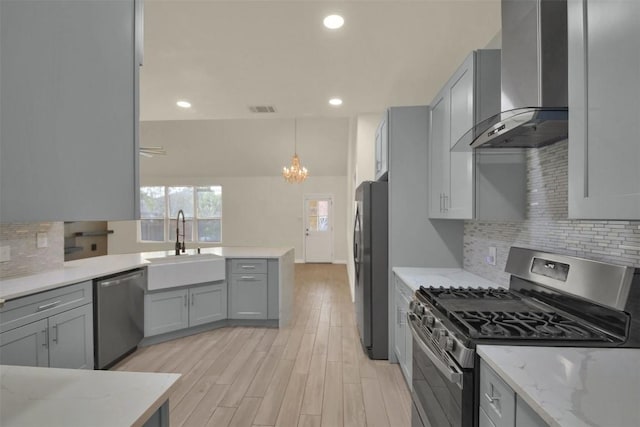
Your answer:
304;196;333;263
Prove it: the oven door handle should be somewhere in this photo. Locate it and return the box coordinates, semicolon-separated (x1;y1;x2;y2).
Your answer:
407;313;464;390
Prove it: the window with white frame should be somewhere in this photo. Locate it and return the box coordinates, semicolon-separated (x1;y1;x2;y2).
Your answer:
140;186;222;243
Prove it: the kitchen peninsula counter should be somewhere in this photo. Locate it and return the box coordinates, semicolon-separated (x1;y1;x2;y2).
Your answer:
0;365;180;427
0;246;294;301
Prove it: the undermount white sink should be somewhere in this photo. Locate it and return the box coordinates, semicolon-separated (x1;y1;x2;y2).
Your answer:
146;253;225;290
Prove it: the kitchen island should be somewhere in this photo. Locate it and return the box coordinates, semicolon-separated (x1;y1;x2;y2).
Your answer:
478;345;640;427
0;365;180;427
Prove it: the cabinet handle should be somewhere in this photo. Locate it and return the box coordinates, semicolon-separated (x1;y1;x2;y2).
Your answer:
52;325;58;344
38;300;61;311
42;329;48;348
184;295;187;307
241;265;256;269
443;194;449;212
484;392;500;404
241;276;256;280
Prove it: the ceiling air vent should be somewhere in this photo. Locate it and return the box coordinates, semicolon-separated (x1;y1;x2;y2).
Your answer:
249;105;277;113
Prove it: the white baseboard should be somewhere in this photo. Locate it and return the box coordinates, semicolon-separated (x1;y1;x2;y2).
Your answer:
295;258;305;264
332;259;347;264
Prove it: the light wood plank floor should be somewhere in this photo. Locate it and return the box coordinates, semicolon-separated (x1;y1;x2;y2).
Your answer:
114;264;411;427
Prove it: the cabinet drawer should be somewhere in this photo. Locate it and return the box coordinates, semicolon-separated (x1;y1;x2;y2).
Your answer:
230;259;267;274
479;359;515;427
229;273;267;319
0;281;93;334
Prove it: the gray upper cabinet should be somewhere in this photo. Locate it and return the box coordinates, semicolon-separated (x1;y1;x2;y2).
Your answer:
0;0;142;222
568;0;640;219
429;50;526;220
375;112;389;181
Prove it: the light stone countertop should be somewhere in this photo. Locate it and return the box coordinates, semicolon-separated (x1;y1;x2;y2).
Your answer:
392;267;503;292
0;365;180;427
0;246;293;301
477;345;640;427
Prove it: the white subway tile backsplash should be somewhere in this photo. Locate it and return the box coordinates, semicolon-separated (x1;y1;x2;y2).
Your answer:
0;222;64;279
464;141;640;286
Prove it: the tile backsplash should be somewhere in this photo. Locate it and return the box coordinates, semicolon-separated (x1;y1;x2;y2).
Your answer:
464;141;640;286
0;222;64;279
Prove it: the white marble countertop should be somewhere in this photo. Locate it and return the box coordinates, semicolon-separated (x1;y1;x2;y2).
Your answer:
477;346;640;427
0;365;180;427
393;267;502;291
0;246;293;301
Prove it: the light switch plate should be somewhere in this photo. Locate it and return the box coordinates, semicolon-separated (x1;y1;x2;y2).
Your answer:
0;246;10;262
37;232;48;248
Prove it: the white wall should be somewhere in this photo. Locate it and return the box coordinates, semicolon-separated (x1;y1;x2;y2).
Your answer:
345;113;382;300
109;176;346;262
109;117;349;262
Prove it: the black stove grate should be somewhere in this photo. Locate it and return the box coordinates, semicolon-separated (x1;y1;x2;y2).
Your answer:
452;310;610;341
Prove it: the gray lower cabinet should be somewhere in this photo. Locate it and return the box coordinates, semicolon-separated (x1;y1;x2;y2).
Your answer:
227;258;279;320
189;283;227;327
229;274;268;319
0;304;93;369
48;304;94;369
0;282;94;369
480;359;549;427
0;319;49;367
568;0;640;219
393;274;412;387
144;282;226;337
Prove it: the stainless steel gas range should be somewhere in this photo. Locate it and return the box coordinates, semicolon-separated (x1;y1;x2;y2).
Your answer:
408;247;640;427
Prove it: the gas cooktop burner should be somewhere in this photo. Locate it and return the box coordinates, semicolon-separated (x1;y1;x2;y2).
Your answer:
420;286;520;301
453;311;610;340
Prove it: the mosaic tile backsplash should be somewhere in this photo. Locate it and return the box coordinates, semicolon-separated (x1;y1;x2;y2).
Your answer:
464;141;640;286
0;222;64;279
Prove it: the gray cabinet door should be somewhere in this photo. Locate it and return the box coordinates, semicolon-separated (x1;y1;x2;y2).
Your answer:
568;0;640;219
393;285;405;368
516;396;548;427
0;319;49;367
429;92;449;218
144;289;189;337
229;274;268;319
189;283;227;327
448;54;474;219
0;0;140;221
48;304;94;370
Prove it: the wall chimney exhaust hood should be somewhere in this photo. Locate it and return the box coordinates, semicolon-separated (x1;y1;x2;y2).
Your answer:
453;0;568;151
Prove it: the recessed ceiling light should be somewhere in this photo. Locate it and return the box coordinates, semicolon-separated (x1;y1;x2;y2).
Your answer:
176;100;191;108
329;98;343;106
323;14;344;30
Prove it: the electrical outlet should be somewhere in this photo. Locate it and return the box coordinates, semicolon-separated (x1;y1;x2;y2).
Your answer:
37;232;48;248
0;246;10;262
486;246;497;266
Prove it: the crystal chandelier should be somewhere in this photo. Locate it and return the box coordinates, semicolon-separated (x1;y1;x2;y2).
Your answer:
282;119;309;183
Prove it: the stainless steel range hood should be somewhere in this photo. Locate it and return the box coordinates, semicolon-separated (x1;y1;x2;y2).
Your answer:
453;0;568;151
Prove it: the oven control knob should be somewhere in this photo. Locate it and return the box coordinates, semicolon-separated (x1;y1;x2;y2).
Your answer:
412;303;425;316
445;337;456;352
425;314;436;327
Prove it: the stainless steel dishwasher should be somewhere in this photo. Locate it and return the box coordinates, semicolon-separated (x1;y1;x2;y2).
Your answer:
94;268;145;369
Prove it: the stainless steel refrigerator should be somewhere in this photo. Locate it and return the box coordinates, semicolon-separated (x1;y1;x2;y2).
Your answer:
354;181;388;359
